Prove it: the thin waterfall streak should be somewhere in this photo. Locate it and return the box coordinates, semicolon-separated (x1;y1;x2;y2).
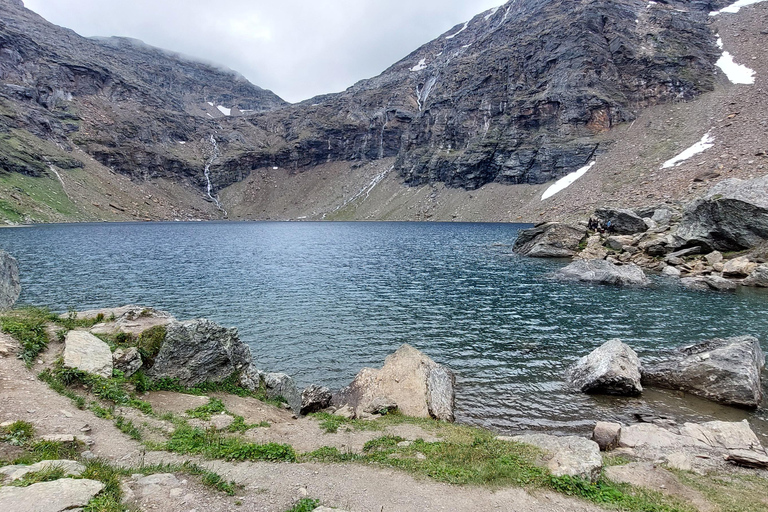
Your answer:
204;135;227;216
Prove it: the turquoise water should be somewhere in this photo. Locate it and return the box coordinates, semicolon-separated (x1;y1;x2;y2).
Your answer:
1;221;767;436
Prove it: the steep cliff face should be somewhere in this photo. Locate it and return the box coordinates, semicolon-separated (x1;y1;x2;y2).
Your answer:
230;0;728;190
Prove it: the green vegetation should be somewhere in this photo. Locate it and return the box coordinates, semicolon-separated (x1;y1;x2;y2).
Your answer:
0;308;51;365
164;423;296;462
284;498;321;512
186;397;227;420
310;411;383;434
13;465;68;486
114;416;142;441
1;421;83;465
1;420;35;446
673;470;768;512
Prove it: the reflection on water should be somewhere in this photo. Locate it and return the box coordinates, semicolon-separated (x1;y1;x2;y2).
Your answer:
1;221;767;439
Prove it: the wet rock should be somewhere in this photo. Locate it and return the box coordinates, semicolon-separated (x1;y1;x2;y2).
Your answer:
0;478;104;512
0;250;21;311
566;339;642;396
594;208;649;235
113;347;142;377
499;433;602;482
63;331;113;378
680;277;710;291
512;223;587;258
0;460;85;481
554;259;650;287
592;422;622;451
702;275;738;292
300;384;332;415
643;336;765;408
336;344;455;422
744;264;768;287
264;373;301;413
147;319;252;387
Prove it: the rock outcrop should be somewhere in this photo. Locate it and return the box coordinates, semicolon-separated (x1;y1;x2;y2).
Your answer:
512;223;587;258
0;250;21;311
147;319;252;387
89;306;175;336
498;433;602;482
335;344;455;422
0;478;104;512
594;208;649;235
263;373;301;413
63;331;113;378
300;384;332;416
643;336;765;408
553;259;650;287
566;339;643;396
112;347;143;378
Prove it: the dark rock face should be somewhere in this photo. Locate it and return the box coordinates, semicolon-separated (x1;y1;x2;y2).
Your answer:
300;384;332;416
644;336;765;408
512;223;587;258
677;177;768;252
264;373;301;413
554;259;650;287
594;208;649;235
566;339;643;396
0;250;20;310
147;319;252;387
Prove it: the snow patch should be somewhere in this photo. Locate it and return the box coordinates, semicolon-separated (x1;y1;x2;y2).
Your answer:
485;6;500;21
710;0;767;15
178;141;186;145
541;162;595;200
446;21;469;40
410;58;427;72
716;35;724;49
717;52;756;84
272;166;279;170
217;105;232;116
661;132;714;169
207;102;214;106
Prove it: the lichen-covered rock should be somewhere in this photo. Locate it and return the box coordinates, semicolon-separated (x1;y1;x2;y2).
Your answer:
643;336;765;408
113;347;142;377
0;250;20;311
554;259;650;287
63;331;113;378
335;344;455;421
300;384;332;415
512;222;587;258
498;433;602;482
566;339;642;396
147;319;252;387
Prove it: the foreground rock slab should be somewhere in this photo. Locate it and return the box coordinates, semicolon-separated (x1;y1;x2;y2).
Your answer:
566;339;642;396
643;336;765;408
335;344;455;421
63;330;113;378
0;478;104;512
498;434;602;482
554;259;650;287
512;222;587;258
0;250;20;311
0;460;85;481
147;319;252;387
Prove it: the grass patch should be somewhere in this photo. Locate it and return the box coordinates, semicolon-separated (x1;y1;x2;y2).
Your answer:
186;398;227;420
309;412;383;434
29;439;83;461
13;465;68;486
114;416;142;441
673;470;768;512
284;498;320;512
134;461;242;496
164;423;296;462
1;420;35;445
82;459;125;512
0;308;51;365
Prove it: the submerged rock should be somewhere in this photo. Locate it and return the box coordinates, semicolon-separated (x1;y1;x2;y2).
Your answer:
498;433;602;482
335;344;455;422
147;319;252;387
0;250;20;311
566;339;643;396
643;336;765;408
512;222;587;258
554;259;651;287
63;331;113;378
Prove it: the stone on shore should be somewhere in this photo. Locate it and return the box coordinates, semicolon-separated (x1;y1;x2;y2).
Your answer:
498;433;602;482
594;208;649;235
300;384;332;415
0;478;104;512
722;256;757;278
744;264;768;287
89;305;175;336
643;336;765;408
63;331;113;378
335;344;455;422
592;422;622;451
554;259;650;287
0;250;20;311
264;373;301;413
113;347;142;377
147;319;252;387
566;339;643;396
512;222;587;258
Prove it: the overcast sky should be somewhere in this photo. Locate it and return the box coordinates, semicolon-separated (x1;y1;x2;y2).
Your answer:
23;0;504;103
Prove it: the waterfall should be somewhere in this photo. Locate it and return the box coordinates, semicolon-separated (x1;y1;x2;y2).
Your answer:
204;135;227;216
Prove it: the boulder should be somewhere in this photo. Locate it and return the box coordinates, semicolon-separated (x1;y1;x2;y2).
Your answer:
498;433;602;482
0;478;104;512
661;265;681;278
643;336;765;408
566;339;643;396
238;365;264;392
553;259;651;287
704;251;724;266
147;319;252;387
594;208;649;235
677;176;768;251
679;420;762;452
300;384;332;415
63;331;113;378
605;235;634;251
113;347;142;377
512;222;587;258
335;344;455;421
722;256;758;278
264;373;301;413
702;275;738;292
574;234;608;261
592;422;622;451
744;264;768;287
725;449;768;469
0;460;85;481
680;277;710;291
0;250;20;311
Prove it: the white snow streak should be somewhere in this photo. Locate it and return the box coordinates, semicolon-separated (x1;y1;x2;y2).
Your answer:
710;0;767;15
207;102;214;106
217;105;232;116
541;162;595;200
716;35;724;49
326;166;395;217
485;6;500;21
661;132;715;169
445;21;469;39
717;52;756;84
410;58;427;72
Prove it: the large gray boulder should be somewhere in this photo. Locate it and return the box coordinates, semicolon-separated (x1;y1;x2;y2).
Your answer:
566;339;643;396
63;331;113;378
744;265;768;287
594;208;649;235
554;259;651;287
677;176;768;252
264;372;301;413
498;433;602;482
0;478;104;512
147;319;252;387
512;222;587;258
0;250;21;311
335;344;455;422
643;336;765;408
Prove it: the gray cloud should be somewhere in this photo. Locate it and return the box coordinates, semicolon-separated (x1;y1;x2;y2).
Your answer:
23;0;504;103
